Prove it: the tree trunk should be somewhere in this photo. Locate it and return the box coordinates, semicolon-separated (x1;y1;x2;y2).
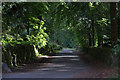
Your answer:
118;2;120;39
98;37;101;47
88;31;92;46
26;21;29;35
91;19;95;46
88;24;92;46
110;2;118;43
97;24;103;47
110;2;118;67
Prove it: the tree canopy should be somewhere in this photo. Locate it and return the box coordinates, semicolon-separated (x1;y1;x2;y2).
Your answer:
2;2;119;48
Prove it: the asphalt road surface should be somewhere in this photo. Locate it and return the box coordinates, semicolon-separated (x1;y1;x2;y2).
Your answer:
2;48;91;79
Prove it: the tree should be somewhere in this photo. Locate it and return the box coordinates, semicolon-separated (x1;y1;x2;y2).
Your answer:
110;2;118;44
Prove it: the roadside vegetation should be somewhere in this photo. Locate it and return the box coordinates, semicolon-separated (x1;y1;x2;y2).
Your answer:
1;2;120;78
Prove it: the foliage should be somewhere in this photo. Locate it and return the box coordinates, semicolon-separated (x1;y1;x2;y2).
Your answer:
2;17;49;47
2;9;49;67
26;17;49;49
74;21;89;47
112;39;120;55
39;42;62;56
111;39;120;67
2;2;114;48
82;39;120;66
2;44;36;67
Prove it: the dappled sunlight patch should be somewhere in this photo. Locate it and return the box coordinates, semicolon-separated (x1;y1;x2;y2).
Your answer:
51;56;79;58
70;59;80;61
57;69;70;72
38;68;52;71
49;64;66;67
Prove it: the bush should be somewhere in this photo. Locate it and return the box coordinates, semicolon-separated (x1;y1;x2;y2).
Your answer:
82;47;112;66
111;39;120;67
38;43;61;56
2;42;61;68
55;44;63;51
2;42;38;68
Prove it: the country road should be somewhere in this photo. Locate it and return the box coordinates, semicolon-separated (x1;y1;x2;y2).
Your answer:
2;48;90;79
2;48;117;79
